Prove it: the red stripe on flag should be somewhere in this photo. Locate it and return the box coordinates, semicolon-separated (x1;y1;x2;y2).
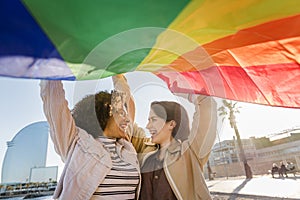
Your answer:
157;63;300;108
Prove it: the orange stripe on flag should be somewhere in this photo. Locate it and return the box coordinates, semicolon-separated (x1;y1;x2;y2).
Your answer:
158;14;300;72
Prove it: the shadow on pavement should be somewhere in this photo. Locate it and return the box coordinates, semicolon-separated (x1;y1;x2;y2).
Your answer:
211;192;298;200
232;178;251;194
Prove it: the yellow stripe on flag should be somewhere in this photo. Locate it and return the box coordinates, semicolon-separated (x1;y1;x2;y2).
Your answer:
137;0;300;72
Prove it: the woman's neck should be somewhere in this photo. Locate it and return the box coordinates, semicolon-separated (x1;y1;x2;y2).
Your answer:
160;141;171;149
103;120;128;140
103;127;113;138
159;136;173;149
103;119;118;138
157;139;172;160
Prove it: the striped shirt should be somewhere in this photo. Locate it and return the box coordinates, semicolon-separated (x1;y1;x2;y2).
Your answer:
91;137;139;200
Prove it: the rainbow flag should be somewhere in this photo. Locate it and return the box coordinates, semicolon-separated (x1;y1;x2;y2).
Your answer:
1;0;300;107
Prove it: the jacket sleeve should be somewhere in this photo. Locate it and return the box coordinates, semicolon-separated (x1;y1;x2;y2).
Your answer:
189;95;218;168
112;74;156;161
40;80;77;162
130;123;157;163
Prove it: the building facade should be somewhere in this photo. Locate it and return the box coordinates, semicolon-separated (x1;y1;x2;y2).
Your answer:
207;130;300;178
1;121;49;183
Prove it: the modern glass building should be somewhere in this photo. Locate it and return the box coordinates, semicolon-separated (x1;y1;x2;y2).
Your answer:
1;121;49;183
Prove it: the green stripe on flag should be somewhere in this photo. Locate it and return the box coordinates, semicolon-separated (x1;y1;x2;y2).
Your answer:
23;0;189;79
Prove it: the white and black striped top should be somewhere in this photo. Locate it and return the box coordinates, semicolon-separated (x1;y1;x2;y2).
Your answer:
91;137;139;200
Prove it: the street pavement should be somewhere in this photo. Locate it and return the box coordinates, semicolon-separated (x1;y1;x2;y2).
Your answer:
206;174;300;199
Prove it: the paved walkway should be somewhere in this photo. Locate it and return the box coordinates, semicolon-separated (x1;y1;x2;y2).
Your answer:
206;174;300;199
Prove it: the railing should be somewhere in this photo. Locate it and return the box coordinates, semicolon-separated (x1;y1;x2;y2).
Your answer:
0;181;56;199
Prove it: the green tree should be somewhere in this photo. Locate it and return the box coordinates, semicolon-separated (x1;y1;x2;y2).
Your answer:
218;100;253;179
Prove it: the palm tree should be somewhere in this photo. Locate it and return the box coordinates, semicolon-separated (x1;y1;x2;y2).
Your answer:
207;160;214;180
218;99;253;179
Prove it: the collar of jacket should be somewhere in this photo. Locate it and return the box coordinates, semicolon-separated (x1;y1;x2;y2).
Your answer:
78;128;137;162
77;129;112;167
142;139;182;164
116;138;137;157
163;139;183;167
144;138;182;154
166;139;182;154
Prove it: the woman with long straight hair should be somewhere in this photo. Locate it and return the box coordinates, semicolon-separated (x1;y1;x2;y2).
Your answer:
140;95;218;200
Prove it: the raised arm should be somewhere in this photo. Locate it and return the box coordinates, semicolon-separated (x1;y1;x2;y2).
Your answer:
112;74;135;124
112;74;155;157
40;80;77;162
189;95;218;168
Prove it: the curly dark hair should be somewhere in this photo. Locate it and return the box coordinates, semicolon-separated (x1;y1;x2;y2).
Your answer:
71;91;112;138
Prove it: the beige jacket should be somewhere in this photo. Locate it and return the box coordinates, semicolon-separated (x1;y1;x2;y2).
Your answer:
142;96;217;200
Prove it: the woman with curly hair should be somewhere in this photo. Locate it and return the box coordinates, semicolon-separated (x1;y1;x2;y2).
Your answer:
40;75;145;200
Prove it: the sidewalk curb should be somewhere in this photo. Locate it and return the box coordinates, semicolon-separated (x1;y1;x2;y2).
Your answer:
211;192;300;200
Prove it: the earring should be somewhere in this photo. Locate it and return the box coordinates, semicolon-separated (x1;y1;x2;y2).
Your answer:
169;124;174;131
108;104;113;117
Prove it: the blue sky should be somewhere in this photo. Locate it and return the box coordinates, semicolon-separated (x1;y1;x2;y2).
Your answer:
1;72;300;181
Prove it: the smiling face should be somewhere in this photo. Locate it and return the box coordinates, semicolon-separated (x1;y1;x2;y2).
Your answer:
104;91;130;139
112;105;130;133
146;108;174;147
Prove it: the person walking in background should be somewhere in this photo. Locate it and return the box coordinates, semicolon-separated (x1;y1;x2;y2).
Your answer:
286;161;295;171
139;95;218;200
40;75;141;199
279;161;288;178
271;163;279;178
